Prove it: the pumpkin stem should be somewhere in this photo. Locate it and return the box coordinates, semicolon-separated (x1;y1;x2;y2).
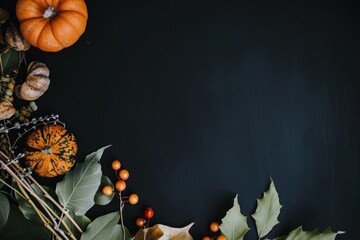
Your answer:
43;6;56;19
42;146;52;154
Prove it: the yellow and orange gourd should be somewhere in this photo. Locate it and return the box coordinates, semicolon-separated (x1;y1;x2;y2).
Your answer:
16;0;88;52
24;124;78;177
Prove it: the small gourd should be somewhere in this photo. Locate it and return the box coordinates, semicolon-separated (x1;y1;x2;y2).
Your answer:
24;124;78;177
5;24;30;51
0;100;16;120
15;61;50;101
16;0;88;52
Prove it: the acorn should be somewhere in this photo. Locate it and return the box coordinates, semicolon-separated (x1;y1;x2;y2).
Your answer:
5;25;31;51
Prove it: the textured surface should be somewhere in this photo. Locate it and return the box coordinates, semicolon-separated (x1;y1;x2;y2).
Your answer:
2;0;359;239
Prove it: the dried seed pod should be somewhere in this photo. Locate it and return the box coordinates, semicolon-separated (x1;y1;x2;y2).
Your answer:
5;25;31;51
0;100;16;120
0;8;9;24
15;61;50;101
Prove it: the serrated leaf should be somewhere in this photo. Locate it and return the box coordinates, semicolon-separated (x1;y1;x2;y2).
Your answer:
0;192;10;234
94;175;115;205
273;226;345;240
56;146;109;215
80;211;123;240
63;211;91;239
0;205;51;240
0;47;21;75
219;194;250;240
252;178;282;238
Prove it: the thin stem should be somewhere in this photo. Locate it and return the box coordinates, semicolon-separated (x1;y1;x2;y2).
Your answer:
119;191;126;240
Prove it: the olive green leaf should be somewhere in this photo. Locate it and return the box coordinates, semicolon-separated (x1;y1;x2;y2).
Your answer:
219;194;250;240
80;211;126;240
273;226;345;240
15;183;59;224
56;146;110;215
0;47;21;75
0;205;51;240
251;178;282;238
0;192;10;234
63;211;91;239
94;175;115;205
112;224;131;240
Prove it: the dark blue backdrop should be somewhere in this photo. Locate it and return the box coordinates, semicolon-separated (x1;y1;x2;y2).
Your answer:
3;0;359;239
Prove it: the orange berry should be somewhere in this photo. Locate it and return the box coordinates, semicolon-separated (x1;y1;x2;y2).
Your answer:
128;193;139;205
210;221;220;232
111;160;121;170
115;180;126;192
101;185;113;196
119;169;129;180
135;217;145;227
217;236;227;240
202;237;211;240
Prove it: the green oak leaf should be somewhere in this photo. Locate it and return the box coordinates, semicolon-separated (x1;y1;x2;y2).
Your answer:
274;226;345;240
63;211;91;239
251;178;282;238
80;211;127;240
94;175;115;205
219;194;250;240
0;205;51;240
0;192;10;234
56;146;109;215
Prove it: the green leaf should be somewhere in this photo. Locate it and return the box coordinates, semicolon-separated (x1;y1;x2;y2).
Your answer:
0;47;22;75
56;146;110;215
15;184;59;224
219;194;250;240
273;226;345;240
0;192;10;234
94;175;115;205
111;224;131;240
251;178;282;238
0;205;51;240
63;211;91;239
80;211;122;240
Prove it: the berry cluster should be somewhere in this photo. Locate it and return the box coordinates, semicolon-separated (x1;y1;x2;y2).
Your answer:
135;207;155;228
101;159;139;205
202;221;227;240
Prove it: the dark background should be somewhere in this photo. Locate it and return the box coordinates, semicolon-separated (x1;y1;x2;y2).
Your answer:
2;0;360;239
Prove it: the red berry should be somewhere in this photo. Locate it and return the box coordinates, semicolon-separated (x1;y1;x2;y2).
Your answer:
135;217;145;227
144;207;154;219
101;185;113;196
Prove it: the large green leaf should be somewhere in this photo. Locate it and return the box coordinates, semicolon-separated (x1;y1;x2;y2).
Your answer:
111;224;131;240
80;211;124;240
251;178;282;238
219;194;250;240
0;205;51;240
94;175;115;205
63;211;91;239
274;226;345;240
56;146;109;215
0;47;22;75
0;192;10;234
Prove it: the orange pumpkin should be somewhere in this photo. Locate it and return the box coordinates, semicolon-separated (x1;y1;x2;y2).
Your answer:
24;124;78;177
16;0;88;52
